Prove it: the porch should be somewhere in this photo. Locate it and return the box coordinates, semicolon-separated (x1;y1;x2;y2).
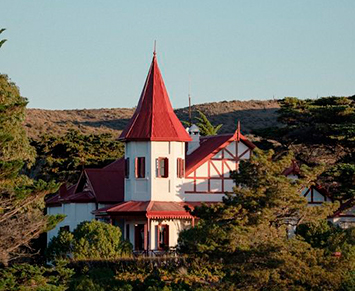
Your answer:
95;201;196;253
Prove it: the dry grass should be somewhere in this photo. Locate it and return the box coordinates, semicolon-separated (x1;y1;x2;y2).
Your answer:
25;99;280;139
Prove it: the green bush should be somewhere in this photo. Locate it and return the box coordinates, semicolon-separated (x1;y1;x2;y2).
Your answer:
47;220;132;260
0;261;73;291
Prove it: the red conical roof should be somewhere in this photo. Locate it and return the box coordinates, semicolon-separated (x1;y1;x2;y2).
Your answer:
119;54;191;142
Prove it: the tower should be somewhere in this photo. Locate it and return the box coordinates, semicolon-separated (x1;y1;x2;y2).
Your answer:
119;52;191;202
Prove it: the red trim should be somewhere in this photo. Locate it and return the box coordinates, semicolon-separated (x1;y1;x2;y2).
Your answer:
185;133;255;176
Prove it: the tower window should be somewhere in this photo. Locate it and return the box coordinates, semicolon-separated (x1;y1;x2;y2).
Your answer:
157;157;169;178
177;158;185;178
125;158;130;178
135;157;145;178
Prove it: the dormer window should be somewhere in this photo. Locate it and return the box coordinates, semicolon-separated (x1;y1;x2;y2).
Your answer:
135;157;145;178
177;158;185;178
157;157;169;178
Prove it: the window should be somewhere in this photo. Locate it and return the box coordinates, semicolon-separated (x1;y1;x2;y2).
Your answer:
177;158;185;178
157;224;169;250
157;157;169;178
135;157;145;178
125;158;130;178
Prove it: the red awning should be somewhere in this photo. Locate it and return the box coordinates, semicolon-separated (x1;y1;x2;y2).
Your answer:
95;201;199;219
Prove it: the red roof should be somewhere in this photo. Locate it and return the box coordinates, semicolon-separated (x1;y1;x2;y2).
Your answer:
46;159;125;206
119;54;191;142
185;131;255;176
283;160;301;176
84;169;124;203
95;201;195;219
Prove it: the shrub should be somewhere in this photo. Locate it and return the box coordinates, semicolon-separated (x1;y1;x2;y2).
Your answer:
47;220;132;260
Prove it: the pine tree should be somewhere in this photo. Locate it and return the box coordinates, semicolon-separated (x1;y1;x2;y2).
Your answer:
0;74;61;265
195;110;223;136
0;28;6;49
178;150;354;290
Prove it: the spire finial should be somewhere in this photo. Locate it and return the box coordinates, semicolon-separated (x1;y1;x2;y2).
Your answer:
188;76;192;126
153;40;157;56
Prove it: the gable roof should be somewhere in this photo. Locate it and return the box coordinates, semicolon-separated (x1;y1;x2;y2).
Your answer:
119;54;191;142
185;131;256;176
283;160;301;176
46;158;125;206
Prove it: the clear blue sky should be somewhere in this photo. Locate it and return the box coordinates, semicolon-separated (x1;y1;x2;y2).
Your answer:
0;1;354;109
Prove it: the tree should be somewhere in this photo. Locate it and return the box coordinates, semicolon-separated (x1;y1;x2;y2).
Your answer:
0;74;62;265
30;130;124;184
0;28;6;49
257;96;355;209
178;150;354;290
47;220;132;260
195;110;223;136
0;261;74;291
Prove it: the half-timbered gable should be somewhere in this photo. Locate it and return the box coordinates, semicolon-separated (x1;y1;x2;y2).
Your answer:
183;131;255;200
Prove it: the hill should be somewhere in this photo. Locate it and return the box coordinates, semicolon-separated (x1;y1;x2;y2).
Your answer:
25;99;280;139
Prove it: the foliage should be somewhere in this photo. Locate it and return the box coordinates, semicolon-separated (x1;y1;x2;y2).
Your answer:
0;261;74;291
47;220;132;260
0;28;6;49
195;110;222;136
257;96;355;209
277;96;355;146
0;74;62;265
297;220;355;258
30;130;124;184
178;150;354;290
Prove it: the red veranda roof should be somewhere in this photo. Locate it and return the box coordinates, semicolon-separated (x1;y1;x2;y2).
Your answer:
119;54;191;142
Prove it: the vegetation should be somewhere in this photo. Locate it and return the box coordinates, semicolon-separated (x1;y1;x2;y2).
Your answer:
178;150;354;290
0;28;6;49
0;74;62;266
24;100;280;139
273;96;355;208
47;220;132;260
30;130;124;184
195;110;223;136
0;261;73;291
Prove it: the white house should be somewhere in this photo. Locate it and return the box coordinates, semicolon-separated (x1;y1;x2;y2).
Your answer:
46;52;354;251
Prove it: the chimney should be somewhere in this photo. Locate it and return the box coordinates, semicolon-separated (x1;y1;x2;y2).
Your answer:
187;124;200;155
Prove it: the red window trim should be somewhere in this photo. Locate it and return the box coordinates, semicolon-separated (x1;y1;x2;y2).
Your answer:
157;157;169;178
157;224;169;250
177;158;185;178
135;157;145;178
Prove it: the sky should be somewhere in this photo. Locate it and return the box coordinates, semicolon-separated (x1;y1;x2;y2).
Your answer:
0;1;354;109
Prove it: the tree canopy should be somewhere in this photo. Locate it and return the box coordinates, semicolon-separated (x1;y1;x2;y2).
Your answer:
0;74;62;265
30;130;124;184
195;110;223;136
47;220;132;260
178;150;354;290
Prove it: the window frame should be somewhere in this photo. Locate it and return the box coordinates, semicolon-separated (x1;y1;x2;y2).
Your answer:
156;157;169;178
135;157;145;179
177;158;185;178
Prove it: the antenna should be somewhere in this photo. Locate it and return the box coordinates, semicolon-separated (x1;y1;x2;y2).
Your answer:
153;40;157;56
188;76;192;126
237;120;241;142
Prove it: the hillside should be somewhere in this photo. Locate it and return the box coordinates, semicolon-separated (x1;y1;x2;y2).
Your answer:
25;99;280;139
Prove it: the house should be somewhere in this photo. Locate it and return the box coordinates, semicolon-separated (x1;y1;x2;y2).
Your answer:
46;51;354;252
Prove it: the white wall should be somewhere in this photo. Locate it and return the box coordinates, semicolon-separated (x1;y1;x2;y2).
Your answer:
181;140;251;200
125;141;185;202
47;203;96;244
124;219;191;250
